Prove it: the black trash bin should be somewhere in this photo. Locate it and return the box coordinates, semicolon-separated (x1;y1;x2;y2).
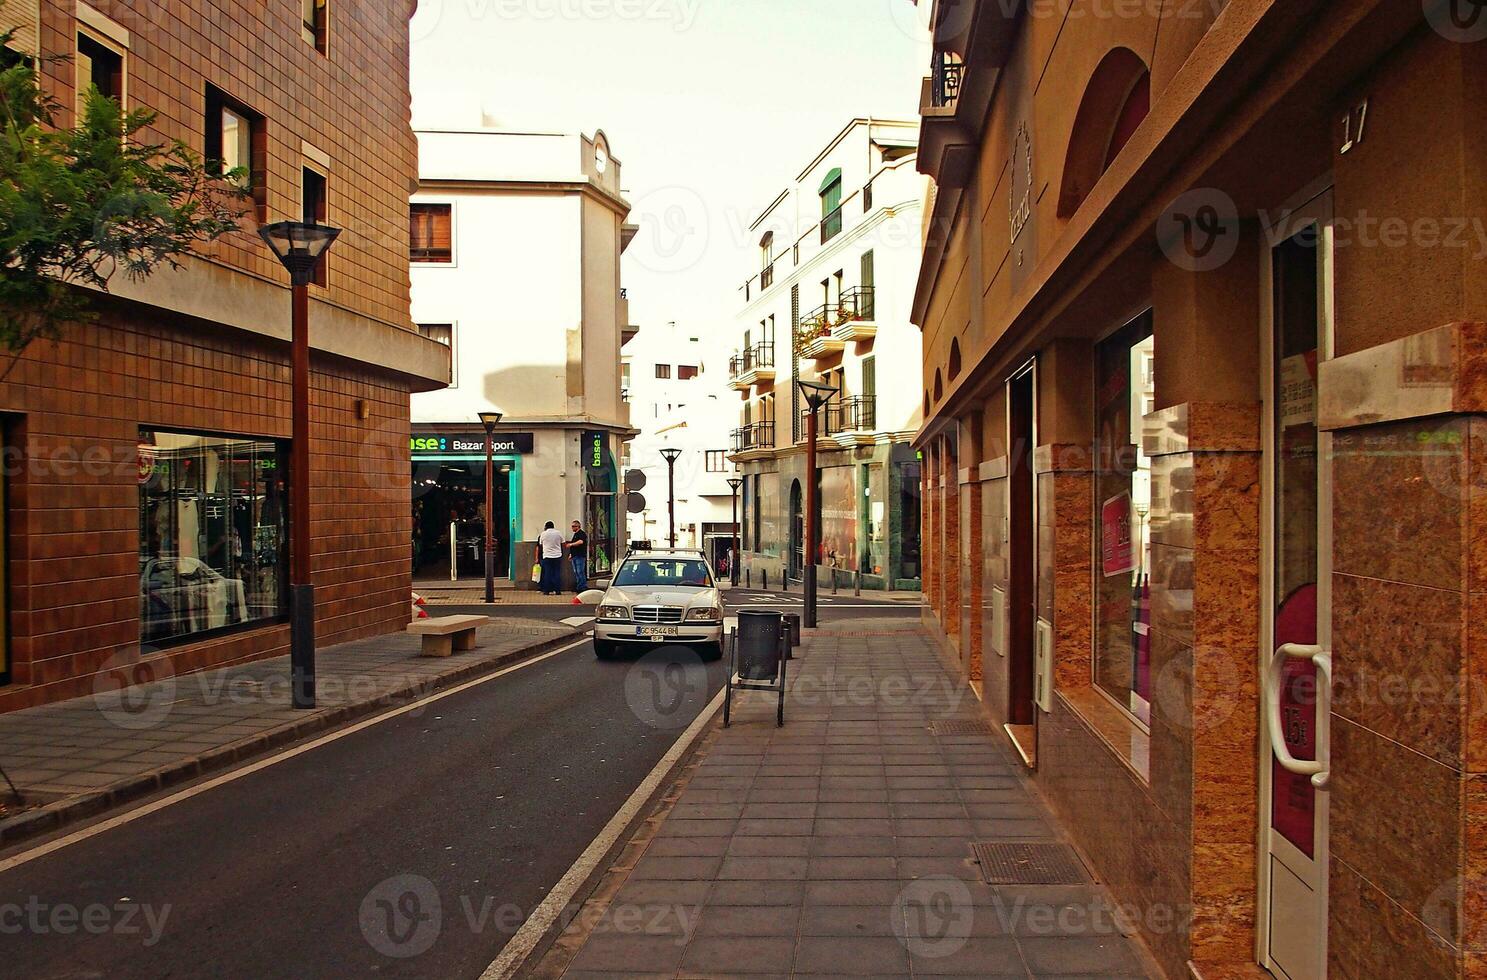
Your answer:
735;609;785;680
725;609;789;727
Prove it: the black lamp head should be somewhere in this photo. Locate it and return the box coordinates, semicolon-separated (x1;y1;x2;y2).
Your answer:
258;221;341;287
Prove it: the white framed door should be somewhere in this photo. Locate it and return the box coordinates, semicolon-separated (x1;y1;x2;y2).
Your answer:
1257;189;1334;980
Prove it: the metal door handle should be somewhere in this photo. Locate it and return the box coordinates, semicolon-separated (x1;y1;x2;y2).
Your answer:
1266;643;1331;789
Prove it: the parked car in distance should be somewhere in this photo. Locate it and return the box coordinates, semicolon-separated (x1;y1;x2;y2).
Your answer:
590;551;724;660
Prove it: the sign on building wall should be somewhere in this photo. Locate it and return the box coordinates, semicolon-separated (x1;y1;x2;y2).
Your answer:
410;432;534;455
583;430;606;471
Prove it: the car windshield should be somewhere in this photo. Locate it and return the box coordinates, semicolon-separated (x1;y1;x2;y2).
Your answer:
613;558;714;589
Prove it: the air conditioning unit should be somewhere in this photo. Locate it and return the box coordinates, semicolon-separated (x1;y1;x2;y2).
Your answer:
1034;618;1054;713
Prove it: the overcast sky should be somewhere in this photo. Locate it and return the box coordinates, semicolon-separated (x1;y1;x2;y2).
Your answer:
409;0;929;361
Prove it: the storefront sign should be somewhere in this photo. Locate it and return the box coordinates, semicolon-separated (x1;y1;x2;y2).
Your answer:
1101;491;1136;577
410;432;533;455
583;430;606;471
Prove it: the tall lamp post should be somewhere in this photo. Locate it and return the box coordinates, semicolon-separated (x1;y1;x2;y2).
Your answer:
659;448;682;547
797;378;838;629
726;477;743;586
479;410;504;604
258;220;341;709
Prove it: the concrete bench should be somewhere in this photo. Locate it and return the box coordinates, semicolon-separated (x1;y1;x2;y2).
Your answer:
407;615;491;658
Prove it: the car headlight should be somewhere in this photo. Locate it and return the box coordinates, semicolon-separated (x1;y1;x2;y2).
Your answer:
686;607;722;622
597;604;630;621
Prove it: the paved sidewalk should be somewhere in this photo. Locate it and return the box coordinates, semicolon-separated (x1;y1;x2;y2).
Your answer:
0;617;578;845
537;620;1157;979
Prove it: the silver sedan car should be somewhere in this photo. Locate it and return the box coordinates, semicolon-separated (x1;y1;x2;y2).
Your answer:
590;551;724;660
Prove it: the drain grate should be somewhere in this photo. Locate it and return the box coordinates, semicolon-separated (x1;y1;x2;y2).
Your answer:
972;842;1088;885
930;720;994;736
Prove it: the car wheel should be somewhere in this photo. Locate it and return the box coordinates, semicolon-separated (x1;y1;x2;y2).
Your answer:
594;639;617;660
698;642;724;662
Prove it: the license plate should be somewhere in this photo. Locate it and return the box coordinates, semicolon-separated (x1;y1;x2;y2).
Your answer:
637;626;679;637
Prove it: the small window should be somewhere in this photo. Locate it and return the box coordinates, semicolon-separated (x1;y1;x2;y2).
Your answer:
410;203;453;263
204;85;265;221
301;167;328;286
302;0;328;54
419;324;456;388
655;364;671;379
706;450;726;473
76;32;123;113
678;365;699;381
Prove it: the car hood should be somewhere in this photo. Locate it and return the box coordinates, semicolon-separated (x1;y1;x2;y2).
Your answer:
604;586;720;607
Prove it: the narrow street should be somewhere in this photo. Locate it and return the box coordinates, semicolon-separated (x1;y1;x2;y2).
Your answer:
0;637;727;979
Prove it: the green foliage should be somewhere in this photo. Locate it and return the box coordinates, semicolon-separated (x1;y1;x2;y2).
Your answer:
0;37;247;352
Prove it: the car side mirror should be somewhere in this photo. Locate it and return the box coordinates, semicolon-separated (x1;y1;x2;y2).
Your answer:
577;589;606;605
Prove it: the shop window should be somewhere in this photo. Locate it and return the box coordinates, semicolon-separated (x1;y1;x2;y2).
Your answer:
205;85;266;221
678;365;699;380
705;450;726;473
410;203;452;263
1092;312;1156;723
302;0;328;54
76;31;123;114
138;430;288;646
301;166;328;286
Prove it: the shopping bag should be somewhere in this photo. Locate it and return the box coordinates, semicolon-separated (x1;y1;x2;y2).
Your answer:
531;562;542;583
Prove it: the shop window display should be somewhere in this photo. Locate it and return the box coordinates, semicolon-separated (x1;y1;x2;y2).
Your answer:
1093;313;1155;723
138;430;287;645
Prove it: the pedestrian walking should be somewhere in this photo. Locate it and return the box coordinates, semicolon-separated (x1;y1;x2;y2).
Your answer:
538;521;565;595
565;520;589;592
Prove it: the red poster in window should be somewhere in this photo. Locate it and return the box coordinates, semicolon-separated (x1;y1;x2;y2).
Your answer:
1101;491;1135;577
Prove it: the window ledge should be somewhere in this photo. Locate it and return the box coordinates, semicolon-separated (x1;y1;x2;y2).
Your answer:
1057;686;1150;784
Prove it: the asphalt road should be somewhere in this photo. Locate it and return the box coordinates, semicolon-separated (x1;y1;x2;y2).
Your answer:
0;637;728;979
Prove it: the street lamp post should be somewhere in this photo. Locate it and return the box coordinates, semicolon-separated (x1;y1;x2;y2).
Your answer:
479;410;504;604
660;448;682;547
796;378;838;629
258;220;341;710
726;477;743;586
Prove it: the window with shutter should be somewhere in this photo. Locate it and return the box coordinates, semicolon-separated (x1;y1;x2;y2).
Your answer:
410;204;453;263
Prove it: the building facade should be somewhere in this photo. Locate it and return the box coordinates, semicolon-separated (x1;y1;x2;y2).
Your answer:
731;119;926;592
409;128;634;587
912;2;1487;978
620;321;737;565
0;1;447;711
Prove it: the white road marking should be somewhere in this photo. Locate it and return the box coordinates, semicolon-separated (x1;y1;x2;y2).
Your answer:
479;686;726;980
0;638;590;876
560;616;595;627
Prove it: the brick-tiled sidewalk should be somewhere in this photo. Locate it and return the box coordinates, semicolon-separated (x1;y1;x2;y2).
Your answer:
0;618;578;844
538;622;1158;979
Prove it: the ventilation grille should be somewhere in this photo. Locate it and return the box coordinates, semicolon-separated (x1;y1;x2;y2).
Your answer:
930;720;994;737
972;842;1088;885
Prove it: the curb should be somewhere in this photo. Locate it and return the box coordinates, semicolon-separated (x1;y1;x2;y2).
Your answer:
0;629;581;850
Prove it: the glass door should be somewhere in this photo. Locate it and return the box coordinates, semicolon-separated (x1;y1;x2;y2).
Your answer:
1259;193;1333;980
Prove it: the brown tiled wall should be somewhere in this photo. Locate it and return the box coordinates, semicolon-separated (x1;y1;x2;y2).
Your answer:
0;307;412;712
37;0;419;331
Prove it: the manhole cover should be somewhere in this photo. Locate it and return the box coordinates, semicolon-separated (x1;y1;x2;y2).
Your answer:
930;720;994;736
972;842;1088;885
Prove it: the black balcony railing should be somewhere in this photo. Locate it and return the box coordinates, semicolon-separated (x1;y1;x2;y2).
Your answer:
761;263;774;290
798;288;877;347
820;206;843;244
729;342;776;380
800;396;877;439
932;52;964;109
731;421;776;454
840;286;876;321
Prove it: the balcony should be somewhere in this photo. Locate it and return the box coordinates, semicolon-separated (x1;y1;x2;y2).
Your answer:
820;206;843;244
728;342;777;390
798;289;877;360
730;421;776;458
931;51;964;109
799;395;877;445
761;263;774;291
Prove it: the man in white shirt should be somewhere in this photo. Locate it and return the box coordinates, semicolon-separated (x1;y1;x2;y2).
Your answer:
538;521;565;595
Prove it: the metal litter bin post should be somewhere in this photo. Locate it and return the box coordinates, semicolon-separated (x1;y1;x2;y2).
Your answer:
782;613;801;654
724;609;788;727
